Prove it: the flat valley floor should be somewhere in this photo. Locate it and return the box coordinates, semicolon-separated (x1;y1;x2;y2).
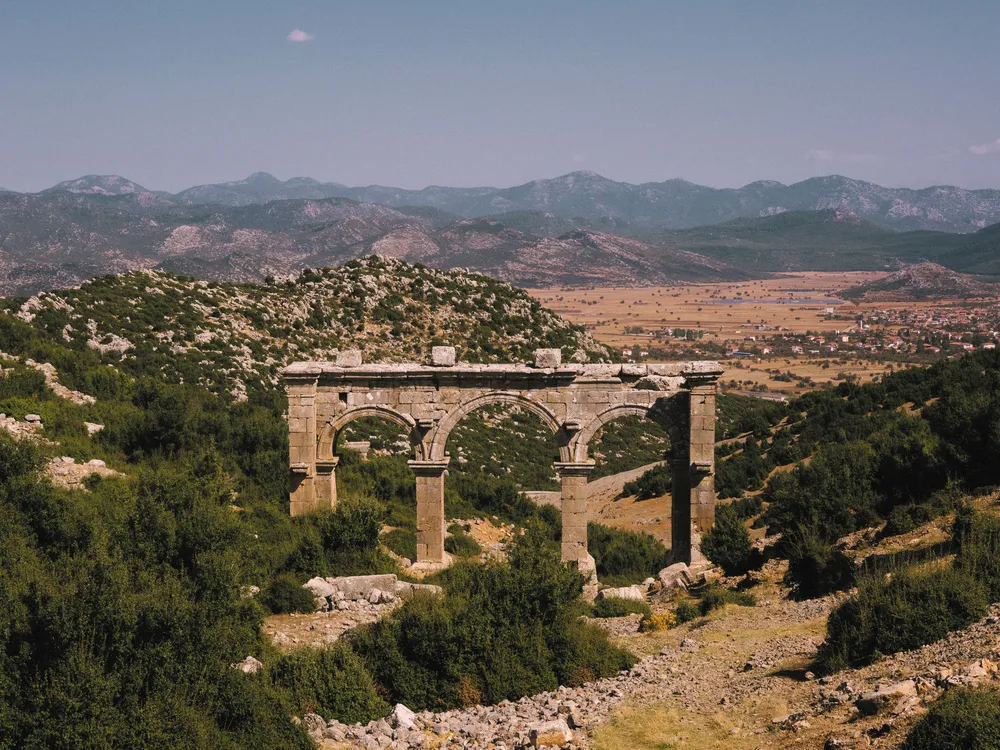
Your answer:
529;271;999;396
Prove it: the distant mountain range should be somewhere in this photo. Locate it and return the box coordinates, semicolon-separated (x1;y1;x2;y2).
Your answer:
1;171;999;296
25;170;1000;233
0;191;746;297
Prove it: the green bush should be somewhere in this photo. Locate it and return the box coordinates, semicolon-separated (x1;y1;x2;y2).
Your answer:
816;565;989;674
904;687;1000;749
445;529;483;558
696;583;756;615
674;600;701;623
381;527;417;561
883;503;935;537
261;573;316;615
784;529;857;599
267;644;389;724
592;597;651;618
621;463;671;500
701;504;754;575
347;523;634;710
673;584;755;623
954;509;1000;601
587;523;668;587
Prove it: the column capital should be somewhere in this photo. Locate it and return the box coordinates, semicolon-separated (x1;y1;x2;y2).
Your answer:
554;461;596;478
315;457;340;474
687;380;718;395
407;458;450;476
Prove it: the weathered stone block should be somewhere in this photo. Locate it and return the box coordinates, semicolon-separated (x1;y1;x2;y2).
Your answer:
431;346;456;366
534;348;562;368
336;349;362;367
596;585;645;601
658;562;690;589
323;574;399;601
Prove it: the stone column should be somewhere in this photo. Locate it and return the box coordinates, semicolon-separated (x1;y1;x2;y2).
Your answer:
287;375;318;517
314;457;339;511
688;382;718;540
555;462;595;565
670;452;692;563
409;459;450;569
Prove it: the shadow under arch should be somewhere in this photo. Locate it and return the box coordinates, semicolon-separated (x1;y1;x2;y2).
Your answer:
427;391;571;463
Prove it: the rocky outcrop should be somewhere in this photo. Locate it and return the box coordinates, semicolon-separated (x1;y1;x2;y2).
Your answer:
303;574;442;613
46;457;121;490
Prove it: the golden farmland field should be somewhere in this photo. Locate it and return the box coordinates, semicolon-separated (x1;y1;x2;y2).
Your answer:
529;271;984;395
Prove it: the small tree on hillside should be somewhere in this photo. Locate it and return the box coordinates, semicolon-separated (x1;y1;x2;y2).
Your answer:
701;504;753;576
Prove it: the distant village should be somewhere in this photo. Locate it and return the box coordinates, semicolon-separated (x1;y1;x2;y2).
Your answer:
614;302;1000;365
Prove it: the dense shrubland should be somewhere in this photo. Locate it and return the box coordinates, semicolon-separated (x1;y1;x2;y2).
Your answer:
347;524;633;710
0;292;652;746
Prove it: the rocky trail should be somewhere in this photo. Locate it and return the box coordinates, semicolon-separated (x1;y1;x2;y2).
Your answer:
287;548;1000;750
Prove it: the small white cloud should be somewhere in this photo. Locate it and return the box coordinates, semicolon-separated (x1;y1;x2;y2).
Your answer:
970;138;1000;155
287;29;315;42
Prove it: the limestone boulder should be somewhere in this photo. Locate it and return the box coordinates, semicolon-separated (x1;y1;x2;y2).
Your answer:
388;703;416;730
231;655;263;674
303;576;339;602
855;680;917;717
530;718;573;747
302;712;326;736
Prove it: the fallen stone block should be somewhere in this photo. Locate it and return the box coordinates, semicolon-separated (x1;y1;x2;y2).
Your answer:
657;562;689;589
596;585;645;601
324;574;398;601
336;349;362;367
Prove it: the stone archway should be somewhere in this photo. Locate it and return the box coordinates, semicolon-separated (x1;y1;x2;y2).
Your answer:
283;348;721;570
308;405;420;517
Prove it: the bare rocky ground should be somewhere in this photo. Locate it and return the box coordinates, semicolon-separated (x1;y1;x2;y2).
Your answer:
297;542;1000;750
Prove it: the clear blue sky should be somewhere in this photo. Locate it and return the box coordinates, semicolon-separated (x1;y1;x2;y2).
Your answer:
2;0;998;192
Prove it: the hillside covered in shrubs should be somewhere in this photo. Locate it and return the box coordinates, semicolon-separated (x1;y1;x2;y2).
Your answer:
0;262;656;747
1;256;609;399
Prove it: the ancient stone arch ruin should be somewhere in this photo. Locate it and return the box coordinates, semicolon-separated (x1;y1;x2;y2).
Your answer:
283;348;720;572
